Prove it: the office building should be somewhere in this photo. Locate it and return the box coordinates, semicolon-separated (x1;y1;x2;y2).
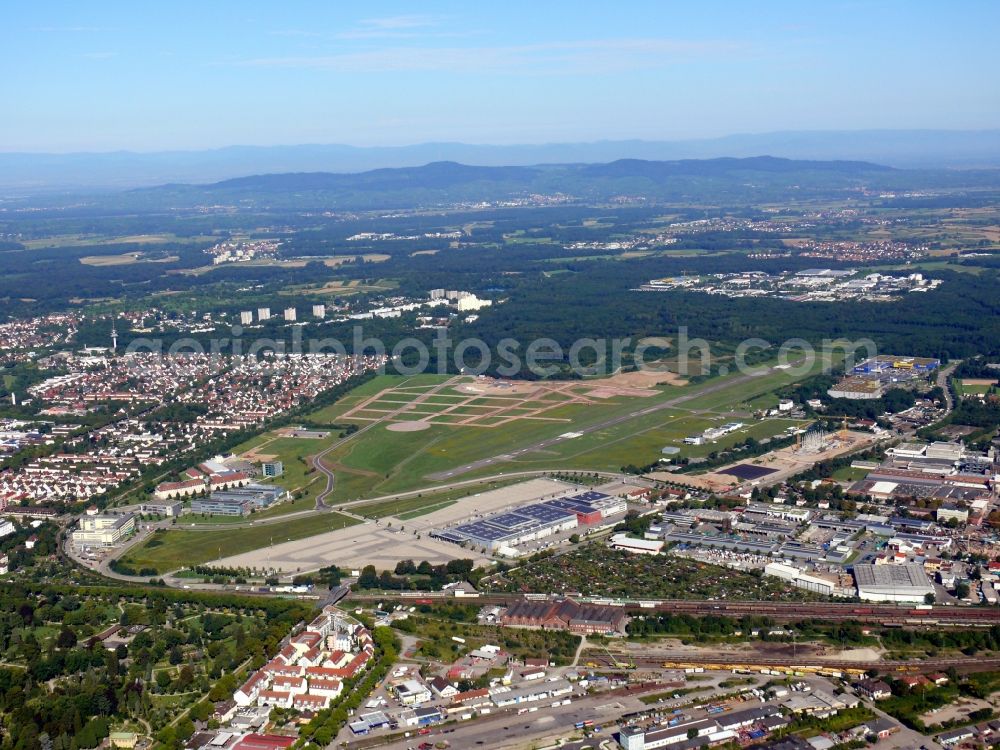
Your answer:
72;513;136;547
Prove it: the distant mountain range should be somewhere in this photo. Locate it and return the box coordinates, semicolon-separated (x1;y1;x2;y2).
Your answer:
4;129;1000;192
113;156;994;212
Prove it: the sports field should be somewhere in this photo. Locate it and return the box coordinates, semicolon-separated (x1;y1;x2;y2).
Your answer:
956;378;997;397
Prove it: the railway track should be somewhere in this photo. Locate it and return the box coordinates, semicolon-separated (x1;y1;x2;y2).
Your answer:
592;652;1000;675
347;592;1000;626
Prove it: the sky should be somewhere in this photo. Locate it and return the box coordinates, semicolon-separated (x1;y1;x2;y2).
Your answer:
2;1;999;152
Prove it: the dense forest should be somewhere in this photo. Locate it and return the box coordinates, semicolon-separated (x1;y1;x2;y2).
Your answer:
3;173;1000;376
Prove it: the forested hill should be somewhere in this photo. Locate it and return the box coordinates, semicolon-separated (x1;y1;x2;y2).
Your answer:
118;156;949;211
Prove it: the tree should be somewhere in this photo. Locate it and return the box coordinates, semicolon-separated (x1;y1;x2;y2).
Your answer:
358;565;378;588
190;700;213;722
924;592;936;605
177;665;195;689
55;626;77;649
176;717;195;741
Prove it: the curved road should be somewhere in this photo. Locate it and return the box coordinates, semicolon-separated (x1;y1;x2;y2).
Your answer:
311;376;465;508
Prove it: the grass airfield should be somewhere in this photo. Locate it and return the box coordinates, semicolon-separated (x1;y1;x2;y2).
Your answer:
119;359;824;575
234;361;820;504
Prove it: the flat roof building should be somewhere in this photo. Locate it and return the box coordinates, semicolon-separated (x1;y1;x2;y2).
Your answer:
191;496;252;517
827;377;884;400
139;500;183;517
854;563;934;603
610;533;664;555
72;513;136;548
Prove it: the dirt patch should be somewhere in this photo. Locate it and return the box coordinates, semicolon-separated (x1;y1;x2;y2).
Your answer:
592;368;688;389
962;378;998;386
692;430;876;489
646;471;736;493
386;420;432;432
921;696;993;726
587;386;658;399
826;647;884;662
240;451;277;462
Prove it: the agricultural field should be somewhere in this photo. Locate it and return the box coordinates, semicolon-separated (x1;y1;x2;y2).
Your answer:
118;512;360;574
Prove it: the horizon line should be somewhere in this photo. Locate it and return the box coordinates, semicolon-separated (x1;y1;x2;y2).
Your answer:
2;127;1000;157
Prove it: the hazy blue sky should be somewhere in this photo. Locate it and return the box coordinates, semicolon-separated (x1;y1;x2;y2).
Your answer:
3;1;998;152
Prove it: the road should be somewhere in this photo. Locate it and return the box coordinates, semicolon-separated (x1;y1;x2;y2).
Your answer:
347;680;670;750
64;522;161;582
937;359;960;414
312;376;464;508
424;364;792;481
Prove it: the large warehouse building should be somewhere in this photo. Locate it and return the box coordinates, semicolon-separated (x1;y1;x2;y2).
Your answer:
432;490;625;552
432;504;577;551
501;598;629;635
853;563;935;603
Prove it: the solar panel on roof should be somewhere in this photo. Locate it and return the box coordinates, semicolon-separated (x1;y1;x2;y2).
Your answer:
517;503;576;523
483;512;537;531
543;498;595;513
572;491;610;503
452;521;515;541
